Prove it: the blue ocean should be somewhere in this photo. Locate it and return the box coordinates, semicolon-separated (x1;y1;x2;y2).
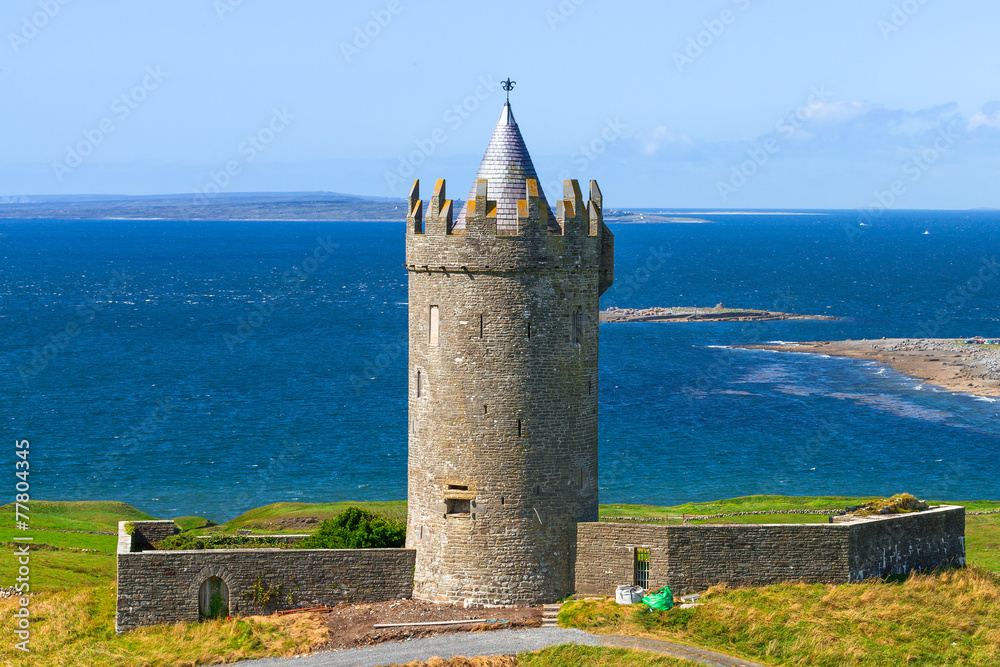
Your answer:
2;211;998;521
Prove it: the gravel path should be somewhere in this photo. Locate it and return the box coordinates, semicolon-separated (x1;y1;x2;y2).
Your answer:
228;627;764;667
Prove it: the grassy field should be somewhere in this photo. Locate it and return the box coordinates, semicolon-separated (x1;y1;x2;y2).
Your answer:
0;586;325;667
216;500;409;533
2;496;999;665
559;568;1000;666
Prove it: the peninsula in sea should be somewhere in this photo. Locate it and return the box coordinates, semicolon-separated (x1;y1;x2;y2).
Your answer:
742;338;1000;397
601;306;837;323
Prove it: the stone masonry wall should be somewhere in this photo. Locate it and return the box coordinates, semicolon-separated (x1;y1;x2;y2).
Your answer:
667;524;850;593
124;520;179;551
405;178;613;606
116;527;416;632
575;506;965;596
574;523;671;595
848;505;966;580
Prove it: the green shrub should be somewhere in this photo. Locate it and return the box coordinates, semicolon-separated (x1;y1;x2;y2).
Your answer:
294;507;405;550
154;533;290;550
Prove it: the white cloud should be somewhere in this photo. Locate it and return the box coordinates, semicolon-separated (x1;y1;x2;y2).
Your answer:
967;102;1000;131
636;126;695;156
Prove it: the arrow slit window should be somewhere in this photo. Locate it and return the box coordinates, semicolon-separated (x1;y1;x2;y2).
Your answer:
429;305;440;346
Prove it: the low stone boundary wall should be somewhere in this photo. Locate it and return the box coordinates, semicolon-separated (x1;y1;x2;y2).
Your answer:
122;520;179;551
575;505;965;595
116;523;416;632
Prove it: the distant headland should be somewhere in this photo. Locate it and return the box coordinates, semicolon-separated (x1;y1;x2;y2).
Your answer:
741;338;1000;397
2;192;733;224
601;306;837;323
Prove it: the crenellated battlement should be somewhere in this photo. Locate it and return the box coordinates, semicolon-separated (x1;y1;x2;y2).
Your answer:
406;178;614;292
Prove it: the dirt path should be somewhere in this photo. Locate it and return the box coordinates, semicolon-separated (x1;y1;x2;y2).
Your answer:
230;627;766;667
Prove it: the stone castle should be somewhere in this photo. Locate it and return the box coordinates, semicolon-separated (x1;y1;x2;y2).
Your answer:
404;99;614;605
114;96;964;632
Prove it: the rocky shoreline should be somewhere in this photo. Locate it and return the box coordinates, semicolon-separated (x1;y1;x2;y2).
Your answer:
741;338;1000;397
601;306;836;323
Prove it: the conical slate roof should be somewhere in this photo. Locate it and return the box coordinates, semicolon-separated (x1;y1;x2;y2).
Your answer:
454;102;558;233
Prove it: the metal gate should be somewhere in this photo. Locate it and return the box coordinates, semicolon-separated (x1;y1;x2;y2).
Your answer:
634;547;649;589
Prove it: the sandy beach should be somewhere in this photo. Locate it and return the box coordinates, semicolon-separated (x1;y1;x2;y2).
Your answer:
742;339;1000;397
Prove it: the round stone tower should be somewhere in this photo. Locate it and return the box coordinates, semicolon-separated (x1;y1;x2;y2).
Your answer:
405;101;614;606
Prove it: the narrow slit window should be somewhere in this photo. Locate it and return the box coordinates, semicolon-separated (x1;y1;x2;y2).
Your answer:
479;313;484;338
446;484;469;491
517;419;522;437
527;322;531;339
416;370;422;398
571;306;583;345
429;305;440;346
483;404;488;415
634;548;650;589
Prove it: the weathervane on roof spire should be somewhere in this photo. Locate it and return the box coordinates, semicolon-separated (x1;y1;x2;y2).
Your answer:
501;77;515;103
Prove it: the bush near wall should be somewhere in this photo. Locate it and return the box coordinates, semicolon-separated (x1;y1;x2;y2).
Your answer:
294;507;405;549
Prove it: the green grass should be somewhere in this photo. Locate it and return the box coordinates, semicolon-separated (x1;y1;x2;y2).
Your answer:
171;516;216;531
559;567;1000;667
599;495;880;519
0;500;156;533
0;585;326;667
0;547;116;592
0;528;118;552
967;514;1000;573
217;500;408;533
519;645;692;666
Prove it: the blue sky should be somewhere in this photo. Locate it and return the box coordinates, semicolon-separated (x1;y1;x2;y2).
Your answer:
2;0;999;208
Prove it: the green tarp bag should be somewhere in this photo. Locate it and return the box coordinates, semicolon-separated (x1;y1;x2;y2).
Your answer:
641;586;674;611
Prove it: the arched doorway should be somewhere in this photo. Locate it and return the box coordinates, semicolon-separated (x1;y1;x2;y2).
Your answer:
199;576;229;620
